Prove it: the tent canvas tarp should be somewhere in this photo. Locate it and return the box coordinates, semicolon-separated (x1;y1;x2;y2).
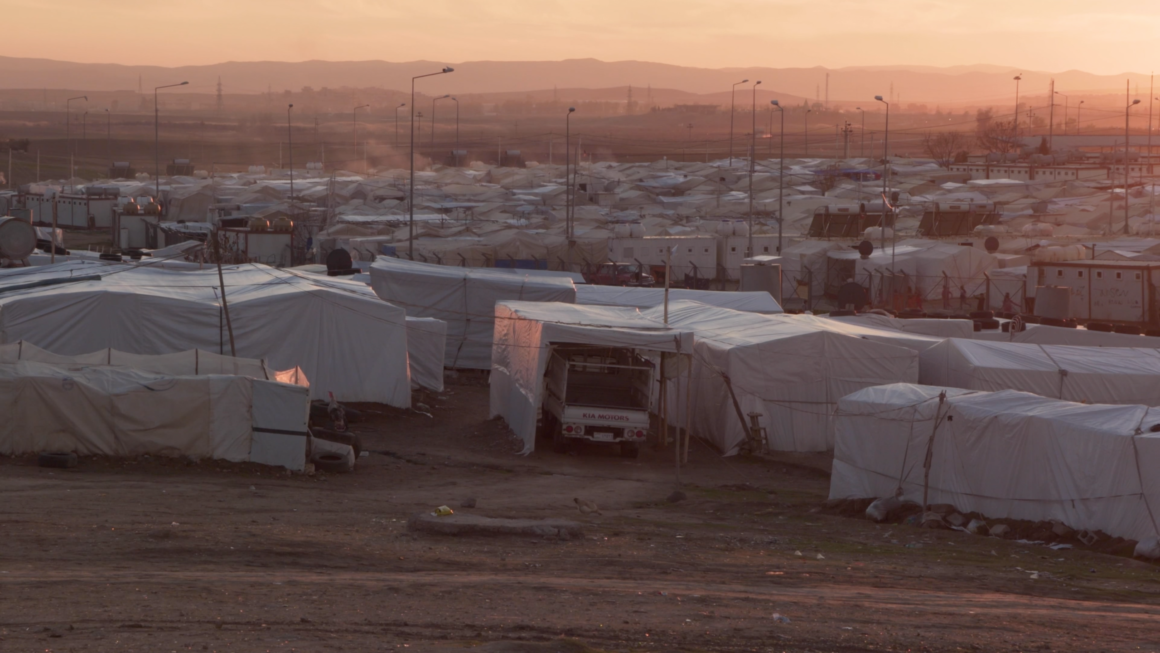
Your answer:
490;301;694;454
0;263;410;405
0;360;310;470
371;257;577;370
641;301;921;454
919;338;1160;405
830;384;1160;543
575;285;782;314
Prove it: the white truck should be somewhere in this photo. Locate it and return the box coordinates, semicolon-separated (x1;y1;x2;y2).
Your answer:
539;345;654;458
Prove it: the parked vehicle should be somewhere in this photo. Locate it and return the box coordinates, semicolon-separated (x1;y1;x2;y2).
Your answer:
584;261;655;287
540;345;653;457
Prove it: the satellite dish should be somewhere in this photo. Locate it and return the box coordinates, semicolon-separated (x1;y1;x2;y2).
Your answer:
984;236;1000;253
857;240;874;259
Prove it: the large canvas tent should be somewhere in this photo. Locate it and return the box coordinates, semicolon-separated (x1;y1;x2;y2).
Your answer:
830;384;1160;543
371;257;577;369
490;301;694;454
642;301;921;454
0;262;411;405
919;338;1160;405
575;285;782;313
0;360;310;470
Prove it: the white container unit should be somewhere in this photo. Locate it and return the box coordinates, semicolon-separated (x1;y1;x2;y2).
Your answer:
607;235;718;281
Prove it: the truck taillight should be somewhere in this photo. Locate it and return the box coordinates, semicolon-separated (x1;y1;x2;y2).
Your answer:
635;430;644;437
565;425;574;433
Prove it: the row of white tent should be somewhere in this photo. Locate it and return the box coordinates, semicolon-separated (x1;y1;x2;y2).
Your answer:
0;343;312;469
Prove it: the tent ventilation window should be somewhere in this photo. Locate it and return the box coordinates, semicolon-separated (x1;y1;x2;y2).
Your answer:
1078;271;1084;278
1136;273;1142;280
1096;271;1103;279
1057;270;1064;277
1116;272;1123;280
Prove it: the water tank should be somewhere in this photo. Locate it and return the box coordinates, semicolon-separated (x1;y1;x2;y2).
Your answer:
716;220;733;235
271;216;294;233
629;222;645;237
248;217;270;232
864;226;893;240
733;220;749;237
0;217;36;261
122;200;140;215
1035;286;1071;320
613;223;632;238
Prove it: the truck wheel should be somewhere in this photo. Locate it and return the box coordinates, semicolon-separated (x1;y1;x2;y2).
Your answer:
552;425;570;453
619;442;640;459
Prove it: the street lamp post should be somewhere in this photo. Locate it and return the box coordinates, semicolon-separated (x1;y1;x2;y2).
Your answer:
728;79;748;166
353;103;369;141
747;80;761;257
771;100;785;255
875;95;893;300
432;94;451;145
81;111;88;151
154;82;188;200
104;109;111;160
566;107;576;269
409;67;454;259
287;104;295;200
856;107;866;157
1126;97;1142;234
1055;91;1069;135
1013;74;1022;146
66;95;86;153
804;109;812;157
686;123;694;161
394;102;406;148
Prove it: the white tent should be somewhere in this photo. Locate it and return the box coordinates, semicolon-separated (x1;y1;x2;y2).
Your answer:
0;341;309;387
0;263;410;406
406;317;447;392
919;338;1160;405
989;323;1160;349
848;241;998;303
490;301;694;455
575;285;782;313
370;257;577;369
642;301;920;453
828;313;975;339
830;384;1160;543
0;360;310;470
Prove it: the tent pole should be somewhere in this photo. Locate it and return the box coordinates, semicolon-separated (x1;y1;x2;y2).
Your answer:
211;229;237;357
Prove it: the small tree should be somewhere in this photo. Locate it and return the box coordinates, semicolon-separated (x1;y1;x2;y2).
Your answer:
976;119;1020;154
922;131;971;167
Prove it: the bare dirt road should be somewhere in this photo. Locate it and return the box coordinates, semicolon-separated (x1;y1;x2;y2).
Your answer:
2;382;1158;652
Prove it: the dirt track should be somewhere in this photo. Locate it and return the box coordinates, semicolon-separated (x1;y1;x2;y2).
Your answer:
2;382;1159;652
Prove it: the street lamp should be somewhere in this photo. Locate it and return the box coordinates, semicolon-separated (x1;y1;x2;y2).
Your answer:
747;80;762;257
1013;74;1022;145
287;104;295;200
1054;91;1069;135
856;107;866;157
875;94;893;301
154;82;188;199
450;97;460;166
410;67;454;259
1077;100;1085;135
728;78;748;166
804;108;812;157
771;100;785;255
394;102;406;148
566;106;576;269
1125;98;1141;234
66;95;86;153
432;94;451;145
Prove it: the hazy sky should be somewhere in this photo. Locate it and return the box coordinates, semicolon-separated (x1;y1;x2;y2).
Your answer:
7;0;1160;74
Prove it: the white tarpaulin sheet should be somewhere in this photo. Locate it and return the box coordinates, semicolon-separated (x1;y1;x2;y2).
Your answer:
370;257;577;370
0;340;309;387
490;301;694;454
575;285;782;313
828;313;975;340
919;338;1160;405
406;317;447;392
0;360;309;470
641;301;920;454
0;262;409;406
830;384;1160;543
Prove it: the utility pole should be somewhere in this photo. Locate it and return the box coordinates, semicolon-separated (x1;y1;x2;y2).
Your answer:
1048;78;1055;152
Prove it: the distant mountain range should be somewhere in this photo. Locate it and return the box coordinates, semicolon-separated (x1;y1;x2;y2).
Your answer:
0;56;1148;105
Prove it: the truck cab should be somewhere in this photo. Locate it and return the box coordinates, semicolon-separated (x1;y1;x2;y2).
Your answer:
540;344;654;457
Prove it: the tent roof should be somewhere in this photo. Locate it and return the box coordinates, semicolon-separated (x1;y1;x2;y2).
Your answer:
497;301;694;352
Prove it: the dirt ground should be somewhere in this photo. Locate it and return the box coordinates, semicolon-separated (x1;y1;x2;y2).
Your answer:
2;381;1159;653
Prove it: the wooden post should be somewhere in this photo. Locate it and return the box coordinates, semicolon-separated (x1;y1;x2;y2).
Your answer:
211;229;237;357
